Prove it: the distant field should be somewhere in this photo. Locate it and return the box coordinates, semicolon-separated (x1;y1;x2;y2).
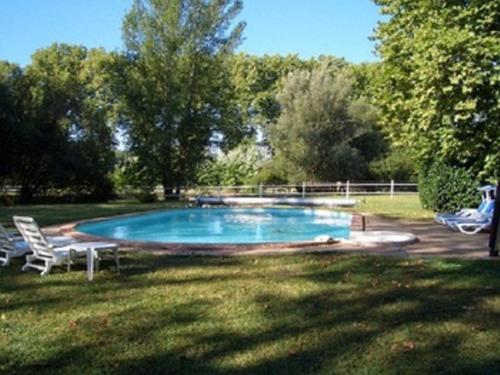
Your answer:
346;194;434;221
0;200;183;228
0;194;433;228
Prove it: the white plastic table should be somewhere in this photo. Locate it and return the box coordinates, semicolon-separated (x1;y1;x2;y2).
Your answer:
81;242;120;281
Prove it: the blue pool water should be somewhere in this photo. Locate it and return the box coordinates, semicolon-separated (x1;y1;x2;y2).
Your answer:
77;208;352;244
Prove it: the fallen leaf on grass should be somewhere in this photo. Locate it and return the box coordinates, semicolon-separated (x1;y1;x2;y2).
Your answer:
402;341;416;350
392;341;416;351
68;319;78;330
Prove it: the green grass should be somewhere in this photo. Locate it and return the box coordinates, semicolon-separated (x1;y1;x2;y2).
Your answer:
1;253;500;374
0;200;183;228
3;196;492;374
348;194;434;220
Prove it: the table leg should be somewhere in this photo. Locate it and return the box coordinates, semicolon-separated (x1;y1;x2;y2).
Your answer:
114;248;120;274
95;252;100;272
87;247;94;281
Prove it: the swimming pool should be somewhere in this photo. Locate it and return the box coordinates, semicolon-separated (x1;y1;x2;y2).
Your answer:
76;208;352;244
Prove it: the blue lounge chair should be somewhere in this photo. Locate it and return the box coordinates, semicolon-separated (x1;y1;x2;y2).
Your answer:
443;199;495;225
448;215;493;235
435;185;496;224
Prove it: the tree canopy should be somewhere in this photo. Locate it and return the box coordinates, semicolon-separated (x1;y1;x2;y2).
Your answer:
119;0;247;194
2;0;496;206
373;0;500;181
268;64;381;182
0;44;117;203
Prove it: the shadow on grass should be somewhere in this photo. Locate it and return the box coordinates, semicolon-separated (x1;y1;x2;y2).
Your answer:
2;254;500;374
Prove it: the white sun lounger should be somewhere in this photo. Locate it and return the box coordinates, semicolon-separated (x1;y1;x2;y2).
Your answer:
13;216;118;276
0;223;78;266
0;224;30;266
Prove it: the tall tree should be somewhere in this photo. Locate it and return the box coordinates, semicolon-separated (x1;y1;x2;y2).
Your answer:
373;0;500;181
0;62;24;183
10;44;117;202
228;54;347;142
268;64;380;182
120;0;246;196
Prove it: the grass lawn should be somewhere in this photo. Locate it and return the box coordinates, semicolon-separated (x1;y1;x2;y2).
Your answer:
1;253;500;374
347;194;434;221
2;196;498;374
0;200;184;228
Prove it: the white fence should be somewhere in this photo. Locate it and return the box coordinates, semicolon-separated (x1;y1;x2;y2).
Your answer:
0;181;418;200
155;181;418;200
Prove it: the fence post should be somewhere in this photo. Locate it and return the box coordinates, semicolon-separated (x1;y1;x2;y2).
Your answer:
302;181;306;199
259;183;263;198
346;180;350;200
390;180;395;199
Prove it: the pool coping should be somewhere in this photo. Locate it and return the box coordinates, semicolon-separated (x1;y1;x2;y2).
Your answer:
47;208;367;254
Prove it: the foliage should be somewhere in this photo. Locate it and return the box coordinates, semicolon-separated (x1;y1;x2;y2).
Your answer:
0;62;24;183
418;160;480;212
0;45;118;203
268;64;382;182
373;0;500;181
133;190;158;203
227;54;347;144
248;162;288;185
196;139;267;186
369;147;418;182
119;0;247;195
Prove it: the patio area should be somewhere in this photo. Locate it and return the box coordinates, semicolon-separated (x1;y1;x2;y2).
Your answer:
361;215;493;259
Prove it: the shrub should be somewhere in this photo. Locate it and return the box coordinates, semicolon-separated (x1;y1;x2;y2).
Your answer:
418;161;480;212
133;190;157;203
196;140;268;186
369;148;417;182
249;163;288;185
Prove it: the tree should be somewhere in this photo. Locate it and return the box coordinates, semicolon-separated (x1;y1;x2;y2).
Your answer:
373;0;500;181
268;64;381;182
65;49;119;199
196;138;268;185
120;0;246;196
0;62;24;183
228;54;347;143
6;44;117;203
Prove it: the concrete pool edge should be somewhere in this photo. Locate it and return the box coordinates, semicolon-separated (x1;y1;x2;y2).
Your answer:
47;210;417;255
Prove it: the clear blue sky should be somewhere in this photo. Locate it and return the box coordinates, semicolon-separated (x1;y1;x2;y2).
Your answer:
0;0;382;67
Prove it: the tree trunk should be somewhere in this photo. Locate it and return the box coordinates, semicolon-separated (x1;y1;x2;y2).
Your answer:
19;184;34;204
489;184;500;256
163;184;173;200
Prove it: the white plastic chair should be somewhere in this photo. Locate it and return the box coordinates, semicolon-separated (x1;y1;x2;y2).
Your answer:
0;224;30;266
0;223;80;267
13;216;87;276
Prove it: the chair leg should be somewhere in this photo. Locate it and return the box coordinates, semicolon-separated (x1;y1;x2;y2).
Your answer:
114;248;120;274
41;260;53;276
95;252;100;272
4;253;11;266
0;251;9;266
22;255;34;272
